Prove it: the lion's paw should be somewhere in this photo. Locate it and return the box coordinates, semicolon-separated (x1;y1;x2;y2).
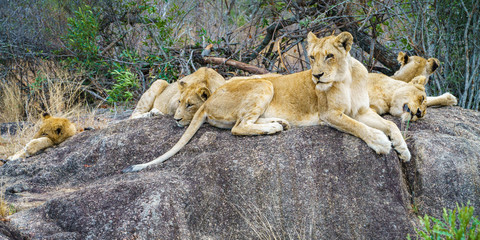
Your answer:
392;142;411;162
443;93;458;106
365;128;391;155
264;122;284;134
396;148;411;162
149;108;163;117
275;119;290;130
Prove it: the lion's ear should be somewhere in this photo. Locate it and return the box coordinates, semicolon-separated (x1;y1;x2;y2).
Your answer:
42;113;51;120
397;52;408;65
307;32;318;44
410;76;427;86
178;80;187;90
334;32;353;52
197;87;211;101
427;58;440;74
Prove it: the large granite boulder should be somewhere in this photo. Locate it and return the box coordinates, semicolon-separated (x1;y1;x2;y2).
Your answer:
0;107;478;239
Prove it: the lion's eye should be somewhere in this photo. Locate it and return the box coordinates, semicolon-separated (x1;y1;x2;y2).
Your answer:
309;55;314;61
325;53;334;60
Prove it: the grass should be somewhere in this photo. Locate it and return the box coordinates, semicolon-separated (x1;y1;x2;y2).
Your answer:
0;178;16;219
0;60;108;159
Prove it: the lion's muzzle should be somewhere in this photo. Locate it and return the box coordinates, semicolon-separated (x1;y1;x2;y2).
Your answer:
174;118;185;127
313;72;324;80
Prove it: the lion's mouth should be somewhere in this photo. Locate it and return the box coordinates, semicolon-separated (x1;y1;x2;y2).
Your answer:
402;103;423;121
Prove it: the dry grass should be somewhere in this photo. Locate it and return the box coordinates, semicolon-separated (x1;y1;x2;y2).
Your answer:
0;60;108;159
0;178;13;218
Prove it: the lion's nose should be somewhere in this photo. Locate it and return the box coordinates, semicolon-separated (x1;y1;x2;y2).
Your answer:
415;109;422;118
313;72;324;79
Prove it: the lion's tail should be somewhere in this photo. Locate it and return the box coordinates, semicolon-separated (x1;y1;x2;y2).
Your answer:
122;105;207;173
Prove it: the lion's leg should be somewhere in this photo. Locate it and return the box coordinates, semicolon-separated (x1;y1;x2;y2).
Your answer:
322;109;392;155
426;93;457;107
255;118;290;130
231;92;286;136
130;80;169;119
232;117;286;135
356;108;411;162
8;137;54;161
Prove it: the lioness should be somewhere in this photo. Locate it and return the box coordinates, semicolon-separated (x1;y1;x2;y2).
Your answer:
130;67;225;119
7;113;77;161
368;74;427;122
368;52;457;122
122;32;410;173
393;52;439;83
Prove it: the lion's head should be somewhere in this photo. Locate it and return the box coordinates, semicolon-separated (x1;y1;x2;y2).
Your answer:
390;76;428;122
393;52;440;83
174;81;211;127
307;32;354;91
34;113;77;144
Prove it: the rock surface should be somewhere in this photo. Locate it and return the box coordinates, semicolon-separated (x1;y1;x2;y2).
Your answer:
0;106;479;239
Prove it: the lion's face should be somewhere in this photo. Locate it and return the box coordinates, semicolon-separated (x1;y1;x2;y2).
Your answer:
174;82;211;127
394;52;440;83
34;114;77;144
391;76;428;122
307;32;353;91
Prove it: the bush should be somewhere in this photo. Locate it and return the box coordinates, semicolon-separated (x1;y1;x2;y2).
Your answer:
408;202;480;240
106;67;139;105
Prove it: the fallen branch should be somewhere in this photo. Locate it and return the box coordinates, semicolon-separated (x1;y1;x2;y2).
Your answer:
203;57;269;74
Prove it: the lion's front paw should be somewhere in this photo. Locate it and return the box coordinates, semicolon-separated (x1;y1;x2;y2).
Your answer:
443;93;458;106
149;108;163;117
275;119;290;130
263;122;284;135
398;148;411;162
365;128;391;155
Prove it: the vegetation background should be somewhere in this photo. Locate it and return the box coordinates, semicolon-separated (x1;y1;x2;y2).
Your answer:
0;0;479;121
1;0;480;237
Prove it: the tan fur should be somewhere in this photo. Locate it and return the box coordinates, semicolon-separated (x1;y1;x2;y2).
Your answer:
368;74;428;122
393;52;440;84
130;67;226;119
7;114;77;161
368;52;456;121
122;32;410;173
308;32;409;163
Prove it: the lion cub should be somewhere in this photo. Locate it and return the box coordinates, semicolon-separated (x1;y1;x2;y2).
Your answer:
123;32;410;173
6;113;77;161
130;67;225;119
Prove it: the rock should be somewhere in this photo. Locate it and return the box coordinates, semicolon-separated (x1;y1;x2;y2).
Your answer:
405;106;480;217
0;221;27;240
0;106;478;239
0;122;30;136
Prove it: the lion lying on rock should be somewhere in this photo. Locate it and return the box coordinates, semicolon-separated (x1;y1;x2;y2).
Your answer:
368;53;457;122
6;113;77;161
130;67;225;119
123;32;410;173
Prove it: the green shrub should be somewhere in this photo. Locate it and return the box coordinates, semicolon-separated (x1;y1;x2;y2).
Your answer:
106;68;139;105
63;5;100;68
408;202;480;240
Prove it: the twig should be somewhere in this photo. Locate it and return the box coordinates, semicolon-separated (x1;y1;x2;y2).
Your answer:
203;57;269;74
